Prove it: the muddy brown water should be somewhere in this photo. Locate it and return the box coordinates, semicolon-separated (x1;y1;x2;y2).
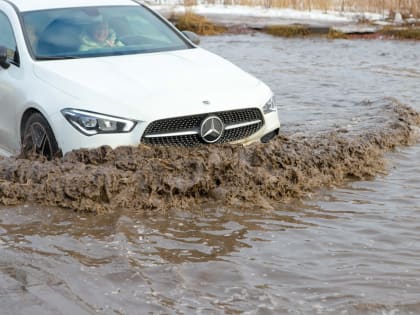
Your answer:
1;34;420;314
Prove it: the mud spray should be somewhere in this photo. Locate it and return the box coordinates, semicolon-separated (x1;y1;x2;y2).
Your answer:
0;99;419;213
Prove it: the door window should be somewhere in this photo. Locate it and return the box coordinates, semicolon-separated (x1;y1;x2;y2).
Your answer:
0;11;17;59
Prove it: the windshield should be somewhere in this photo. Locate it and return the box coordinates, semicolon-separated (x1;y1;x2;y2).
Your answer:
21;5;192;59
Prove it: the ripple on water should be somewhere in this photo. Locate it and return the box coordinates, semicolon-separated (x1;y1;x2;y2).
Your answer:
1;35;420;314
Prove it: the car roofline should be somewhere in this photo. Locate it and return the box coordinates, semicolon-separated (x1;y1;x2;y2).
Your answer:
2;0;139;12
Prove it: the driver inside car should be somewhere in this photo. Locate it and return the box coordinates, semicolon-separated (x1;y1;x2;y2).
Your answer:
79;20;124;51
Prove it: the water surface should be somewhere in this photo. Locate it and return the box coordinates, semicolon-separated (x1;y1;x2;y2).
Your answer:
1;34;420;314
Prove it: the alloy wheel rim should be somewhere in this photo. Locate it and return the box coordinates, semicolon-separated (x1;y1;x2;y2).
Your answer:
24;122;53;158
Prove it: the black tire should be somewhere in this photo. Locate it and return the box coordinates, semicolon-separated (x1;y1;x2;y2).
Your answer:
22;113;61;160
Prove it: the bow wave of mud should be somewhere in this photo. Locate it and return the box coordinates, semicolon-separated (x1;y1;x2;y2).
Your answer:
0;99;419;213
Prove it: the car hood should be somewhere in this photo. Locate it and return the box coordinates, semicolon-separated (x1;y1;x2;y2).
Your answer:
33;48;269;121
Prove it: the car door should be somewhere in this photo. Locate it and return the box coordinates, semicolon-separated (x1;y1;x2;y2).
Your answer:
0;9;21;155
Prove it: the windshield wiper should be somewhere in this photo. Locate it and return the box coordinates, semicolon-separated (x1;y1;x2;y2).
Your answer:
36;55;78;60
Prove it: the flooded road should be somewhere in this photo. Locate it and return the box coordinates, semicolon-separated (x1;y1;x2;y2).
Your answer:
203;34;420;132
1;34;420;314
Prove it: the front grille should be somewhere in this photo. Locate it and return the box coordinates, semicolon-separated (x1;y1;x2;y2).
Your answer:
142;108;264;146
143;134;202;146
143;116;203;135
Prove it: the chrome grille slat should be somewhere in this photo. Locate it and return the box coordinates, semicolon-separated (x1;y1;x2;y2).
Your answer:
142;108;264;146
144;129;199;138
225;119;262;130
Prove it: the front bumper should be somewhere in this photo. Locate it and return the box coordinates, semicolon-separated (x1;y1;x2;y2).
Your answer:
50;109;280;155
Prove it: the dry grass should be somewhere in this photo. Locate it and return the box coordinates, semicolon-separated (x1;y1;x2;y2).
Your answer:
263;25;311;37
327;28;348;39
170;11;227;35
180;0;420;18
380;26;420;39
263;25;357;39
170;1;420;39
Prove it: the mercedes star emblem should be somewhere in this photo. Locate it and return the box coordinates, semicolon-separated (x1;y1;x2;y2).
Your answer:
200;116;224;143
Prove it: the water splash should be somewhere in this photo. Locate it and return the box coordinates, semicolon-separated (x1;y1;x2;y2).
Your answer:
0;99;419;213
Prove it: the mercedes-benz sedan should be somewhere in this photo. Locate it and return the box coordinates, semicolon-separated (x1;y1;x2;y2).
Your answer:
0;0;280;159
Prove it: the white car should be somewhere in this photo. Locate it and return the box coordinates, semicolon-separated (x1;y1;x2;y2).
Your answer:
0;0;280;159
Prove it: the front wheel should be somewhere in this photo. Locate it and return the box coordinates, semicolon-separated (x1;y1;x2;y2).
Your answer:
22;113;61;160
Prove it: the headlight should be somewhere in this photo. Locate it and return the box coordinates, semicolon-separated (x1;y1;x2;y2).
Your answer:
262;96;277;114
61;109;137;136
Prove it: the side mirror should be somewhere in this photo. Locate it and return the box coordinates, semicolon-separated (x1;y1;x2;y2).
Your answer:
182;31;200;45
0;46;10;69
